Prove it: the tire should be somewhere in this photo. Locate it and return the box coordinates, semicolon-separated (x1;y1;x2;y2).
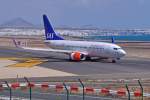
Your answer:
112;59;116;63
86;56;91;60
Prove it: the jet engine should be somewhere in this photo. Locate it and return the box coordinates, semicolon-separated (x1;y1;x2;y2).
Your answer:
70;52;86;61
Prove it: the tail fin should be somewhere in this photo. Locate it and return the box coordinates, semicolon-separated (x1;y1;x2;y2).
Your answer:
43;14;64;40
111;36;115;43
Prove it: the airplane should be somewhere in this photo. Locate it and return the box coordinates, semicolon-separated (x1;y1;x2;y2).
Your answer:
13;14;126;63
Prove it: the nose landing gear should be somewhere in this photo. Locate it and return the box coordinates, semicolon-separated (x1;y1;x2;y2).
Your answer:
112;59;116;63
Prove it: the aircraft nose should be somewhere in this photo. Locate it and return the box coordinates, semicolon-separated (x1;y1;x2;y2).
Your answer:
120;50;126;57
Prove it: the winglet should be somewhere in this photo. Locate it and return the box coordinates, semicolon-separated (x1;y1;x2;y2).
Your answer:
111;36;115;43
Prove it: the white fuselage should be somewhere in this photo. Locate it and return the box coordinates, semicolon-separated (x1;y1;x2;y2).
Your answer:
44;40;126;59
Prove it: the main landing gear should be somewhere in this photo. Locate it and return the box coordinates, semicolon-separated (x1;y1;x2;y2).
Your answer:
86;56;91;61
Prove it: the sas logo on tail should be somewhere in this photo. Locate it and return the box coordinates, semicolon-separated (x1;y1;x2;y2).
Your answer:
46;33;54;39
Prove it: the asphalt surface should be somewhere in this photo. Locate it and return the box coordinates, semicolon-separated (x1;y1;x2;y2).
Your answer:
0;47;150;100
0;47;150;81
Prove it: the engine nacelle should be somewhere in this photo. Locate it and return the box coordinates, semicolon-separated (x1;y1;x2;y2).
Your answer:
70;52;86;61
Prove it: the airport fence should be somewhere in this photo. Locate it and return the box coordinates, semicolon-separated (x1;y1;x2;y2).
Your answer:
0;78;150;100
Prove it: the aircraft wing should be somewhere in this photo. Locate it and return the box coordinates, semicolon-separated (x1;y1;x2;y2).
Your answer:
12;39;88;55
21;47;72;54
21;47;88;55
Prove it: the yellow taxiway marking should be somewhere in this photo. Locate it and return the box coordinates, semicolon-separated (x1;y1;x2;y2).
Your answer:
0;57;47;67
8;59;44;68
0;57;18;60
0;57;37;60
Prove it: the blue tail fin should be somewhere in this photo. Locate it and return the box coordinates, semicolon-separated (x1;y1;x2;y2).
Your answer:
111;36;115;43
43;14;64;40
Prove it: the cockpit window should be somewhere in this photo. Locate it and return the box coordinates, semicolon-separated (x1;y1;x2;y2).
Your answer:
114;48;118;50
114;48;121;50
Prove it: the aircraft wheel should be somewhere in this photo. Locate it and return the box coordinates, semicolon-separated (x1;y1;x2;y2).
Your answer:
112;59;116;63
86;56;91;60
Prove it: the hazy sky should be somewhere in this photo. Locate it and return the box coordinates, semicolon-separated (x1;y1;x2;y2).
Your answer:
0;0;150;28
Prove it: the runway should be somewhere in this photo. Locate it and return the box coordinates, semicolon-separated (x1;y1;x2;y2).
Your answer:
0;47;150;81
